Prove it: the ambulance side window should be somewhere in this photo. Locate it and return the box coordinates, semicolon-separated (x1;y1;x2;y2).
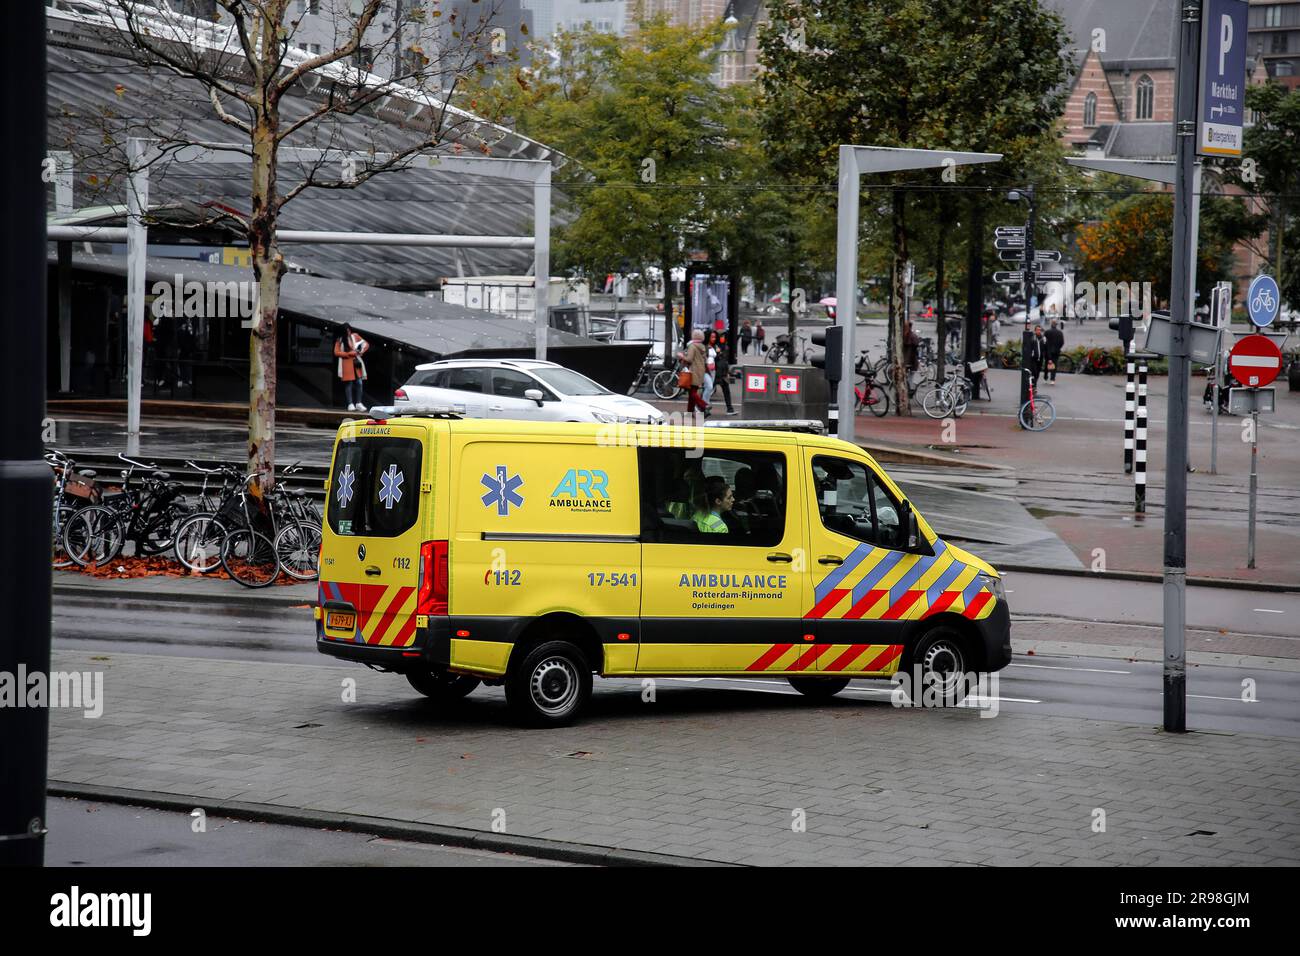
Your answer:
811;455;904;550
638;447;786;547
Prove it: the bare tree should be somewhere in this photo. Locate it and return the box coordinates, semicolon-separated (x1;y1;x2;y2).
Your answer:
51;0;526;490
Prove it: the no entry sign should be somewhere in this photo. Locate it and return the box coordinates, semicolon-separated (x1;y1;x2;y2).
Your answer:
1228;334;1283;388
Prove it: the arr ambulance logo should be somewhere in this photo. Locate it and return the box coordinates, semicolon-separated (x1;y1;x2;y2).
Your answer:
481;465;524;516
550;469;611;511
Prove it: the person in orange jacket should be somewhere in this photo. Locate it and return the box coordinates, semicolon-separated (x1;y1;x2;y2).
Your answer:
334;323;369;411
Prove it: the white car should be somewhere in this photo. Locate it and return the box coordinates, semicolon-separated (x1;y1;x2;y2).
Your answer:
611;314;669;364
394;359;666;424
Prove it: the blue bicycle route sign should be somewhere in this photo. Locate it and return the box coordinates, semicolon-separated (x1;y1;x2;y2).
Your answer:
1247;274;1280;328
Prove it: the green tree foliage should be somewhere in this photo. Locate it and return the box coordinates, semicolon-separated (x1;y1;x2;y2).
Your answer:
1226;82;1300;308
757;0;1074;408
464;18;766;354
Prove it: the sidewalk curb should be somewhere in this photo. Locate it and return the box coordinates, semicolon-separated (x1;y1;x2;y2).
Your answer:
1013;640;1300;672
47;782;735;867
53;581;313;609
857;441;1006;471
997;563;1300;593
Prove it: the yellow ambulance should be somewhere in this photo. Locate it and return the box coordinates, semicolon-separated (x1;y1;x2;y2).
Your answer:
315;408;1010;726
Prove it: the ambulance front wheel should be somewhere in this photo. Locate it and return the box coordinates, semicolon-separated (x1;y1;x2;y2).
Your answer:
911;626;970;706
787;677;850;699
407;668;481;702
506;640;593;727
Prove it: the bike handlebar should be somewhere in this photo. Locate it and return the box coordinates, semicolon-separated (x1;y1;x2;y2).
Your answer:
118;453;158;470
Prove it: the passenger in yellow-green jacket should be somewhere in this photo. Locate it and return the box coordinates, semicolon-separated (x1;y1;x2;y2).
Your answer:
694;476;732;533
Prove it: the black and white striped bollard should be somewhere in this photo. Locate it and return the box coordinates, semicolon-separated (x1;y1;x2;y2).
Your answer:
1124;340;1136;474
1134;359;1148;514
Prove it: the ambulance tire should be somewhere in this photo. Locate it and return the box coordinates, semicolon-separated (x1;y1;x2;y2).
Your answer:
506;640;593;727
787;677;850;699
911;626;970;707
406;668;481;702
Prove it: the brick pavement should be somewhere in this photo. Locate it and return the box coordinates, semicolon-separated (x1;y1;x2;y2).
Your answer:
48;649;1300;866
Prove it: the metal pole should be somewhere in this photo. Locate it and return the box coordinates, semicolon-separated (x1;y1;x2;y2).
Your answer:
1124;339;1136;473
533;164;551;362
1162;0;1200;734
0;0;52;866
1247;405;1258;568
1135;360;1148;514
126;137;149;456
834;145;860;444
1019;188;1036;424
1210;331;1222;474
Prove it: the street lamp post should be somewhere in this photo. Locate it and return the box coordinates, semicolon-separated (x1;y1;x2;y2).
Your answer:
1007;187;1037;420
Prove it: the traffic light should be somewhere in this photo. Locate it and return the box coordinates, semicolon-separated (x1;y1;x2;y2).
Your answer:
1108;315;1133;341
810;326;843;382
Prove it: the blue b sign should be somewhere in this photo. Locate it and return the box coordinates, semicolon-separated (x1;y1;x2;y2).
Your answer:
1247;274;1280;328
1197;0;1248;158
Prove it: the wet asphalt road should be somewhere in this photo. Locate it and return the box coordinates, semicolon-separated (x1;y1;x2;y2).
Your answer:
52;584;1300;738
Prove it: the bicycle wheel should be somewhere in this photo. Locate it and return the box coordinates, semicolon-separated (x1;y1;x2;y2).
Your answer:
275;520;321;581
856;382;889;417
652;369;682;400
1019;397;1056;431
173;513;228;573
138;503;185;556
921;385;954;419
221;528;281;588
52;504;77;569
62;505;124;568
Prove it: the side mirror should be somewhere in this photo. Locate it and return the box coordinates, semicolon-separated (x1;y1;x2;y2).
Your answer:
524;388;545;406
900;500;919;550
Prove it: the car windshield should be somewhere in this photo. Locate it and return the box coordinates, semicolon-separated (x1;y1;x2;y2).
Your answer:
616;318;663;340
531;367;610;396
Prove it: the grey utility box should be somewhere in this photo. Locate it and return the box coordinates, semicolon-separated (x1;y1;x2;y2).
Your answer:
738;365;829;423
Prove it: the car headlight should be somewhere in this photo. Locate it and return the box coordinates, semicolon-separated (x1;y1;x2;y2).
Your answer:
591;410;621;424
976;572;1005;603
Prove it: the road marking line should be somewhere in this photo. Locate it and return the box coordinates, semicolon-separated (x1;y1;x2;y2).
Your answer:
1253;608;1284;614
1188;694;1256;703
1009;662;1130;674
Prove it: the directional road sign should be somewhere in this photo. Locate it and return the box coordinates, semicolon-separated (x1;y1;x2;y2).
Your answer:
1035;270;1066;282
1035;250;1062;262
999;250;1026;262
995;226;1026;237
994;237;1025;251
1247;274;1280;328
992;271;1023;284
1228;333;1283;388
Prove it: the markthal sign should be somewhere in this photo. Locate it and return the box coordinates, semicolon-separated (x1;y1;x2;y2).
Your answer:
1197;0;1248;157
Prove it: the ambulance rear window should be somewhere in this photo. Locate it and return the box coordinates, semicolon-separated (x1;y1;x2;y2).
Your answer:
328;436;422;537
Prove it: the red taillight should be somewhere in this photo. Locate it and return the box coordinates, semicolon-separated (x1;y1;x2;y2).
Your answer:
417;540;449;615
395;388;408;401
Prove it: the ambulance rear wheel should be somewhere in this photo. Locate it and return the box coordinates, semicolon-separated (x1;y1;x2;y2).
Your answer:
406;668;480;701
506;640;592;727
787;677;850;699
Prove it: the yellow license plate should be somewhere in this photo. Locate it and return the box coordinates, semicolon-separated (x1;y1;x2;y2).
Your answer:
326;611;356;631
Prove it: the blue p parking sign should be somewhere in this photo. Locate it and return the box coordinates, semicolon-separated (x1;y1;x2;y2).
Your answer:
1247;274;1280;328
1197;0;1248;158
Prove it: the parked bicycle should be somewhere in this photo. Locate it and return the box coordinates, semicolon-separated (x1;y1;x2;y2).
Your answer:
920;366;973;419
45;449;102;569
1019;377;1056;431
62;454;188;567
852;351;891;417
764;328;815;365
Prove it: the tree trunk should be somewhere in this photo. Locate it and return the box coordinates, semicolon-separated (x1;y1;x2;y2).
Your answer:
662;256;676;366
248;115;284;495
786;263;797;353
935;207;947;372
890;190;910;415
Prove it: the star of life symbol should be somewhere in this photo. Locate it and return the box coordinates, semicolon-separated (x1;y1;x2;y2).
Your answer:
335;464;356;509
481;465;524;516
378;463;404;510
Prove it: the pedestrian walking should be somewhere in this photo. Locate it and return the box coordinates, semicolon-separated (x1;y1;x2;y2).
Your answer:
755;320;766;354
1025;324;1045;389
677;328;710;417
334;323;370;411
1044;319;1065;384
740;319;753;355
711;329;737;415
702;329;721;406
902;321;920;372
